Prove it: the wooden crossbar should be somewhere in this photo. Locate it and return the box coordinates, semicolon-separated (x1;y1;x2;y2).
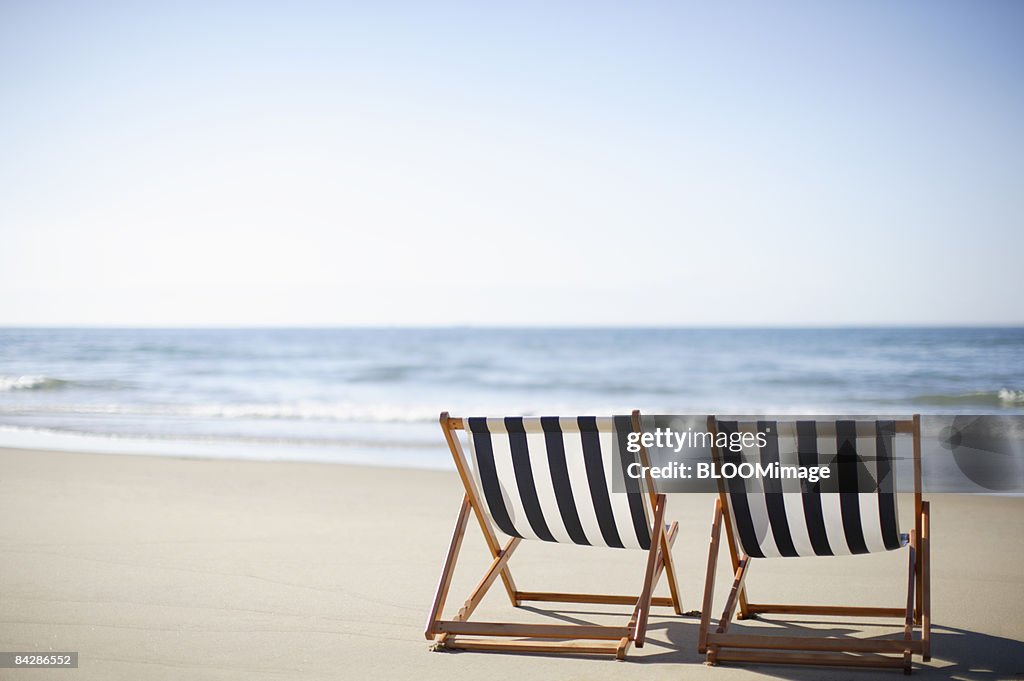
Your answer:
706;633;924;654
444;638;620;655
434;621;630;640
745;604;906;618
516;591;676;608
713;649;907;669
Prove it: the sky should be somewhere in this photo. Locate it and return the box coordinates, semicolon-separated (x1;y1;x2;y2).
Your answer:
1;0;1022;326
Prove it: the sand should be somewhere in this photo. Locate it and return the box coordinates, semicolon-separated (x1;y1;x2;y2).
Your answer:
1;446;1022;680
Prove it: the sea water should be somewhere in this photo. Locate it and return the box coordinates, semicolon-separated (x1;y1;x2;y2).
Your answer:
0;327;1021;469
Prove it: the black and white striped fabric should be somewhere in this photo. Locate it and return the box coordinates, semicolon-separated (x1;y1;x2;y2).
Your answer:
463;416;653;550
715;420;905;558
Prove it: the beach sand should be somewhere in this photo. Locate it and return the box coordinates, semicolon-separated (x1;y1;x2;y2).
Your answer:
1;447;1022;680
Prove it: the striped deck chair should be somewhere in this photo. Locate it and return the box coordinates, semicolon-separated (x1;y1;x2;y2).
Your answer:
425;411;683;659
699;415;931;673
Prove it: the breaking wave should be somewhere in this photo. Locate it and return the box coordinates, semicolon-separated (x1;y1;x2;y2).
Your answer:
912;389;1024;407
0;375;70;392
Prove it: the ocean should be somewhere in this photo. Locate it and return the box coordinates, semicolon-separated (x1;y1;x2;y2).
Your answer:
0;327;1022;469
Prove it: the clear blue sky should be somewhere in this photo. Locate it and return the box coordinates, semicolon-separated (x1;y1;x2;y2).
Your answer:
1;1;1022;326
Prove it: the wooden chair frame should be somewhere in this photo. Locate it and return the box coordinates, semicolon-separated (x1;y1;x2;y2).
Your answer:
698;414;931;674
425;410;683;659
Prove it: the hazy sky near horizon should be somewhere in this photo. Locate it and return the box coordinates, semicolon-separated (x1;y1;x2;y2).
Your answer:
1;1;1022;326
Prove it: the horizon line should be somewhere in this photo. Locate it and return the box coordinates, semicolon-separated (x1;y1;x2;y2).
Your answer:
1;323;1022;331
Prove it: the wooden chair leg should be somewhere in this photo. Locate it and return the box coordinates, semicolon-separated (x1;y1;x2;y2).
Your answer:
439;413;519;606
708;556;750;665
425;496;472;639
618;520;678;660
717;557;750;635
903;530;917;675
699;499;723;654
922;502;931;662
915;506;923;625
660;522;683;615
720;503;751;619
426;491;521;649
433;536;522;648
634;495;667;647
453;537;522;622
618;556;654;660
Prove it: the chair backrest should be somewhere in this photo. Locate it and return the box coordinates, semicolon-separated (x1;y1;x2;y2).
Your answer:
709;417;920;558
457;416;655;550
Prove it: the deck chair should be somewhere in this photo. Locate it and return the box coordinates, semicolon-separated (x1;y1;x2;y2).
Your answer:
699;415;931;674
425;410;683;659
